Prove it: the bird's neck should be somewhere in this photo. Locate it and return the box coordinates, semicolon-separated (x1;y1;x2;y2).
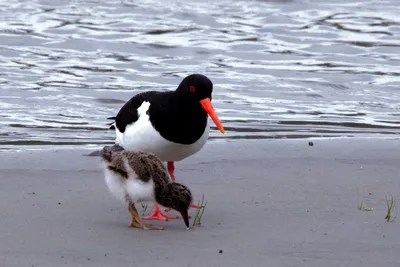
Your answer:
151;92;208;145
154;183;173;208
171;94;207;120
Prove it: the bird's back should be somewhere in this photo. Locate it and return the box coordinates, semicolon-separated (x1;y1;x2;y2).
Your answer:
113;90;174;133
111;89;208;146
100;146;172;203
123;150;172;186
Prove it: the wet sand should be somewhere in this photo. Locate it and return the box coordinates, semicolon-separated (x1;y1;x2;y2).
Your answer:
0;138;399;267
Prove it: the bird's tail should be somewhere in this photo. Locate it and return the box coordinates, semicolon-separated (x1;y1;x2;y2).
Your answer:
107;116;116;130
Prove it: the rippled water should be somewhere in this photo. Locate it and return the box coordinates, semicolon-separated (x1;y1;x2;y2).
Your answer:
0;0;400;149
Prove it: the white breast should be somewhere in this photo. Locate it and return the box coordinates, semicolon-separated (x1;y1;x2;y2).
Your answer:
125;178;155;203
104;169;127;202
103;168;155;204
114;101;210;162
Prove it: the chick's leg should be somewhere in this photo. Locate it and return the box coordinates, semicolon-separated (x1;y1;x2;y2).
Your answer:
128;202;164;230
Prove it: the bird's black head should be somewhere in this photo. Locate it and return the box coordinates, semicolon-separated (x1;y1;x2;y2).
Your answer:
156;182;193;229
175;74;213;102
175;74;225;134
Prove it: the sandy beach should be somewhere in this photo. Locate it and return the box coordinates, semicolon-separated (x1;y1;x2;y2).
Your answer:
0;138;399;267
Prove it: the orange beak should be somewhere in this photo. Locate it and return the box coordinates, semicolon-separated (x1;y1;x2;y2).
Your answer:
199;98;225;134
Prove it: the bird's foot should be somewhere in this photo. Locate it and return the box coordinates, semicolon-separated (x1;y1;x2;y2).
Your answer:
127;202;165;230
128;221;164;230
144;211;178;221
144;204;178;221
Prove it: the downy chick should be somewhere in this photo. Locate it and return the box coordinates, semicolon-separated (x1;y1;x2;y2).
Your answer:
100;145;193;230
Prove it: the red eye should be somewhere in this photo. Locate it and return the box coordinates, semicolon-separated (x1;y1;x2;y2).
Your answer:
189;86;196;93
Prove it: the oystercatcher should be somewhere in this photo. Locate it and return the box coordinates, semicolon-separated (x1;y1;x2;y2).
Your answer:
100;145;193;230
107;74;224;221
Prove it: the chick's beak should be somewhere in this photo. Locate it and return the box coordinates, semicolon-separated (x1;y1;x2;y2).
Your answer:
199;98;225;134
179;210;190;229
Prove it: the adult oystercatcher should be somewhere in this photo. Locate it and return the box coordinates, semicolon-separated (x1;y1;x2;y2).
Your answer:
107;74;224;221
100;145;193;230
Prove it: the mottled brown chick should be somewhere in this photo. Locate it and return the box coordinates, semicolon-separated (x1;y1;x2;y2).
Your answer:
100;144;193;230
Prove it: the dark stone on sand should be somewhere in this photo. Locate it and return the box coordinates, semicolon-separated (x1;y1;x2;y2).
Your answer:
308;141;314;146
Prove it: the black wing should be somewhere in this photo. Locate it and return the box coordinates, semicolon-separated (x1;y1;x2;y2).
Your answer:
107;91;171;133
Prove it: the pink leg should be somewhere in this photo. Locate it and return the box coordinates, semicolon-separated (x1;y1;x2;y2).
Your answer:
168;161;175;181
144;203;178;221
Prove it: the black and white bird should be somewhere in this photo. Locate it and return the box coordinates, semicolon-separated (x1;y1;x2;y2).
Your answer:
107;74;224;221
100;145;193;230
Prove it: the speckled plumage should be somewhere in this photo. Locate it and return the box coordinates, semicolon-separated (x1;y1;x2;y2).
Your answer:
100;145;193;229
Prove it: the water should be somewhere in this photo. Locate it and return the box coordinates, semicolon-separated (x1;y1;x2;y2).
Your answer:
0;0;400;150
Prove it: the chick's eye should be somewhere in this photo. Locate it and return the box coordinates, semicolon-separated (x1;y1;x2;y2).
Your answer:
189;86;196;93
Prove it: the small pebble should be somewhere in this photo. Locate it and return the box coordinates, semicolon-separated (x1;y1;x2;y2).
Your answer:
219;249;223;254
58;202;61;205
308;142;314;146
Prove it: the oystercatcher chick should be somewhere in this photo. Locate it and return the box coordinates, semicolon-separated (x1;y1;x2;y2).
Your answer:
100;145;193;230
107;74;224;221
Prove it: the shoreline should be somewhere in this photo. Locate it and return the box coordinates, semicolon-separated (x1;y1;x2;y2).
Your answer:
0;138;399;267
1;134;400;154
